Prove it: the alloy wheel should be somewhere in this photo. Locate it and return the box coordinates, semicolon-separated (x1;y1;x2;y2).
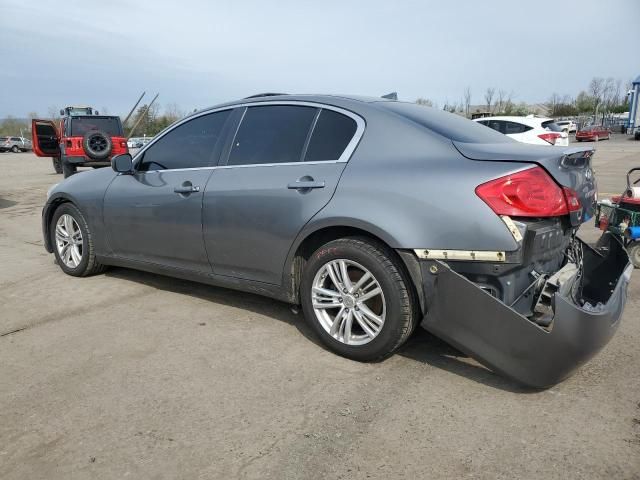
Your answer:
55;214;83;268
311;259;386;345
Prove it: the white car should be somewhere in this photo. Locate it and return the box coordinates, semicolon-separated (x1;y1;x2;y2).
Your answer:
473;115;569;146
555;120;577;133
127;137;143;148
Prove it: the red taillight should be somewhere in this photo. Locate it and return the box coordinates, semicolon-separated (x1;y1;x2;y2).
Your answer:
475;166;570;217
538;132;562;145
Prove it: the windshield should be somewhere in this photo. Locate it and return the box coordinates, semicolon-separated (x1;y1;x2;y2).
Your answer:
70;117;123;137
541;120;563;132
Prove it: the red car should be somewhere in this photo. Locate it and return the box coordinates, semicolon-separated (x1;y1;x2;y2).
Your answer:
575;125;611;142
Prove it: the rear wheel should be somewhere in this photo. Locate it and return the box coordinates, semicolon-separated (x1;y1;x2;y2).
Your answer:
628;243;640;269
300;237;418;361
52;157;63;174
50;203;106;277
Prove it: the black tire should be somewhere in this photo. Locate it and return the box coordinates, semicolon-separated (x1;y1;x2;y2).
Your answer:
50;203;106;277
11;145;20;153
300;237;418;362
62;160;77;178
82;131;112;160
628;243;640;269
52;157;63;174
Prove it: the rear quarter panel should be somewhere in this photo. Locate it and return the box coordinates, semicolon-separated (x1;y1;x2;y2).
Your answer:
292;111;523;254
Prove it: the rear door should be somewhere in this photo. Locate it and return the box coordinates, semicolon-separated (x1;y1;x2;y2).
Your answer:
31;119;60;157
103;109;234;272
203;103;363;284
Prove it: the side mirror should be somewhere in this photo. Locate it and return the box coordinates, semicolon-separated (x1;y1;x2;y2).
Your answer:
111;153;133;174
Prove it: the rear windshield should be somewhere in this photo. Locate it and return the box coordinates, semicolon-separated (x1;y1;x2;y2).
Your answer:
378;102;512;143
541;120;563;132
70;117;123;137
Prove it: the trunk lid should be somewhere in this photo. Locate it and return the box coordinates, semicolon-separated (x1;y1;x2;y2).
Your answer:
453;141;597;225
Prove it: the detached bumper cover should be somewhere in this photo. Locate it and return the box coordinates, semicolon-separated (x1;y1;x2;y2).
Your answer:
419;234;631;388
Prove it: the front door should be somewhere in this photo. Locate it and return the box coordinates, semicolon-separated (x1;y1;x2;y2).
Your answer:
203;104;362;284
103;109;233;272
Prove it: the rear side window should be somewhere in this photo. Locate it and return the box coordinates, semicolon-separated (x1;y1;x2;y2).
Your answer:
304;109;357;162
379;102;512;143
138;110;231;171
228;105;317;166
504;121;532;134
541;120;563;132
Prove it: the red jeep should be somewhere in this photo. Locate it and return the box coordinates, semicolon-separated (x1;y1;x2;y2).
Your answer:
32;112;128;177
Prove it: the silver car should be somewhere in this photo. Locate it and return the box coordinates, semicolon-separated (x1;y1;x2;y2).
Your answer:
0;136;32;152
37;94;631;387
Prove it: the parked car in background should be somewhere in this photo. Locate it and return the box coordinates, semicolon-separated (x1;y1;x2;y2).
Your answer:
473;116;569;146
576;125;611;142
555;120;577;133
127;137;144;149
37;94;630;388
0;136;33;152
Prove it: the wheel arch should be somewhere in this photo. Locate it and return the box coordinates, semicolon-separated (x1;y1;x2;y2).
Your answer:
283;221;425;313
42;194;75;253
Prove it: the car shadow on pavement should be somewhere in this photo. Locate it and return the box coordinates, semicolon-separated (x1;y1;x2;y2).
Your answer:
105;267;536;393
0;197;17;209
104;267;325;348
398;328;537;393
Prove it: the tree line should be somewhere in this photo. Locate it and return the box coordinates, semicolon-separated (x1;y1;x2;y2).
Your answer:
0;103;189;138
0;77;633;137
416;76;632;118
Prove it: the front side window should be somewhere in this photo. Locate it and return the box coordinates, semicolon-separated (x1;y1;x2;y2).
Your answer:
304;109;357;162
485;120;506;134
138;110;231;171
227;105;317;166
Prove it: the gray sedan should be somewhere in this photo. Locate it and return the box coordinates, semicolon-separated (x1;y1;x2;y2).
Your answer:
38;94;631;387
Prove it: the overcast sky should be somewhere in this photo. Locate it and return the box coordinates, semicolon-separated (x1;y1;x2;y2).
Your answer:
1;0;638;117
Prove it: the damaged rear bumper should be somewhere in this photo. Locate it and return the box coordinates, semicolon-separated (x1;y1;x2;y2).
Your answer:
418;233;632;388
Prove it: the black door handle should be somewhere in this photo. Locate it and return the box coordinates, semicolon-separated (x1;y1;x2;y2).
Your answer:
174;182;200;194
287;180;325;190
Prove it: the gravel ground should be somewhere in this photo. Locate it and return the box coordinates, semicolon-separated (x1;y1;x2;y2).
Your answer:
1;137;639;479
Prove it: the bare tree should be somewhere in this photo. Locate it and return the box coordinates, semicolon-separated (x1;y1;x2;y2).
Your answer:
463;87;471;118
588;77;605;116
415;98;434;107
26;111;39;121
547;93;562;116
47;106;60;120
484;87;496;113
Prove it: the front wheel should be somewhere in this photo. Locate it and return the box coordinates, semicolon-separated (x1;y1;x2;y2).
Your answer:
51;203;106;276
11;145;19;153
62;160;77;178
300;237;418;361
